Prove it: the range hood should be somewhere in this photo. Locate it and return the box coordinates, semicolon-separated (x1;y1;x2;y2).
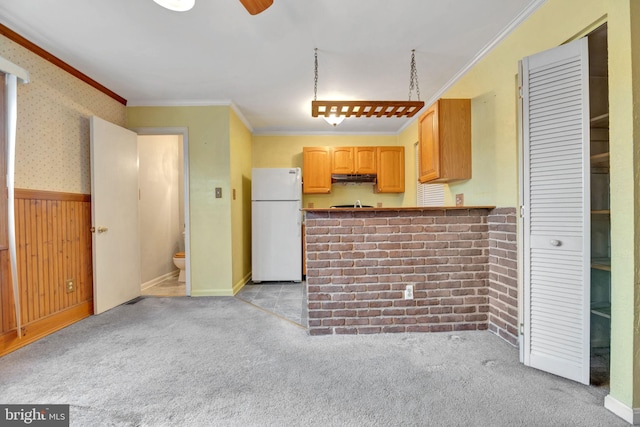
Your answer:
331;173;377;184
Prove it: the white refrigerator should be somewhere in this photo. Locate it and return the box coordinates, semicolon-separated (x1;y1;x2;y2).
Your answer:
251;168;302;282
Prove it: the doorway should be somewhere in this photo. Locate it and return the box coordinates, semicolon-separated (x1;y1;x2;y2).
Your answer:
520;24;610;386
134;128;191;297
586;24;610;387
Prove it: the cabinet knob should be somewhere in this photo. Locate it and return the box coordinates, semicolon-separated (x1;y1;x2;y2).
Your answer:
549;239;561;247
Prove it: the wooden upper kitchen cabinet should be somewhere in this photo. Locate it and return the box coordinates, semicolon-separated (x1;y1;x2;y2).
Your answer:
376;146;404;193
354;147;377;174
302;146;332;194
418;98;471;183
331;147;353;174
331;146;377;174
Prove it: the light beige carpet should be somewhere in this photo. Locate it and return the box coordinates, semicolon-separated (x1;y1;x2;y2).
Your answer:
0;296;625;426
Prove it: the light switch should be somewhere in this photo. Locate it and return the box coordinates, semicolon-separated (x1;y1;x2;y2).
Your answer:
215;187;222;198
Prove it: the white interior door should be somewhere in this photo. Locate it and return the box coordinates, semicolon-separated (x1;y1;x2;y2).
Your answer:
521;38;591;384
90;116;141;314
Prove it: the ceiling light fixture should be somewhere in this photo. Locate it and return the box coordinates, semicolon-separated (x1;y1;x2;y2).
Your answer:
153;0;195;12
323;107;346;127
312;49;425;126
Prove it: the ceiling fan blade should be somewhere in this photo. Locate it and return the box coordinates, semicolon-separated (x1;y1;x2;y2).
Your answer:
239;0;273;15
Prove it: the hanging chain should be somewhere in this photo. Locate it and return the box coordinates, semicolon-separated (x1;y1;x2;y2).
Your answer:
314;48;318;101
408;49;421;101
316;48;421;103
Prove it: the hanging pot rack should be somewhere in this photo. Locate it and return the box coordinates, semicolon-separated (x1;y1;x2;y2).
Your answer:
312;49;425;121
311;100;424;119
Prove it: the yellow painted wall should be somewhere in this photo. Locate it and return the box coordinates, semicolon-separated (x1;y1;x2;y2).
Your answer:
229;109;252;293
126;106;234;296
399;0;640;414
252;134;409;208
397;121;419;207
0;35;125;193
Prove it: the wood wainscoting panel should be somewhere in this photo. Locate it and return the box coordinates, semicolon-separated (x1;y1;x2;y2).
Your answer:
0;189;93;356
0;301;92;357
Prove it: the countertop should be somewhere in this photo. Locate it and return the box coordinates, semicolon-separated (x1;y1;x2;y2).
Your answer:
302;206;496;212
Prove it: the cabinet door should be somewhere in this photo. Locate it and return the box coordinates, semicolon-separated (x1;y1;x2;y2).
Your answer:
418;104;440;182
418;99;471;183
355;147;377;174
332;147;354;174
302;147;331;194
376;146;404;193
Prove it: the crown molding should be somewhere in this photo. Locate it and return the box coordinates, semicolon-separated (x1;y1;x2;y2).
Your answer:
0;24;127;105
403;0;547;132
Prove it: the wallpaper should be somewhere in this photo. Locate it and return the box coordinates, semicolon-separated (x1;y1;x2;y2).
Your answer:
0;35;126;194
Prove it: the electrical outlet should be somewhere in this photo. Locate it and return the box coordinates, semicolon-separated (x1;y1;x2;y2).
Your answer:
404;284;414;300
65;279;75;293
377;202;383;208
455;193;464;206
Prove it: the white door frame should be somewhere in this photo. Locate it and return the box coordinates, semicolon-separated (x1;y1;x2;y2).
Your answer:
517;62;525;364
132;127;191;296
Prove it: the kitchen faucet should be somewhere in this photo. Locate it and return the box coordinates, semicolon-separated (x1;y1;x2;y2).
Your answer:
354;200;362;208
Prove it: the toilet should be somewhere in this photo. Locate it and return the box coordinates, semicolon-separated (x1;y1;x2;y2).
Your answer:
173;252;186;282
173;231;186;282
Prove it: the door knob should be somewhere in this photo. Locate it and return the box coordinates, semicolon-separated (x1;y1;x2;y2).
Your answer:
97;226;108;233
549;239;561;246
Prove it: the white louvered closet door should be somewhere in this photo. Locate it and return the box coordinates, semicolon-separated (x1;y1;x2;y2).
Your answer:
521;37;591;384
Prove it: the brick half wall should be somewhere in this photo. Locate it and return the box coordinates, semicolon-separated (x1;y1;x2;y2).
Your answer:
487;208;518;346
305;208;491;335
304;207;519;346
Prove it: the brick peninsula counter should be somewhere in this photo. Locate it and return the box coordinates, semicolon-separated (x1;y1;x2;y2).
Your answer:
303;206;519;342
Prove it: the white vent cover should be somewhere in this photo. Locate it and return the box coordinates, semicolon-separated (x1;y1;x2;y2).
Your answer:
417;183;445;206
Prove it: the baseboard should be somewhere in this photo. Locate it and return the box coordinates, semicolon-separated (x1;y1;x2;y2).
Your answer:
232;272;252;295
190;288;235;297
0;301;93;357
605;394;640;424
141;270;179;291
